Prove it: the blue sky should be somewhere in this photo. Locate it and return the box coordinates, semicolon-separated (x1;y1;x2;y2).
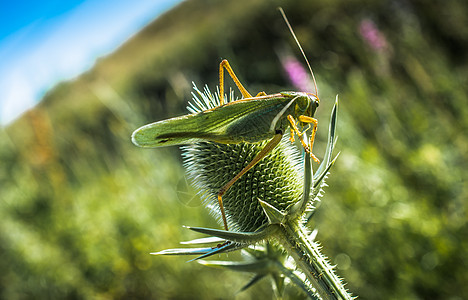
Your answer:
0;0;181;125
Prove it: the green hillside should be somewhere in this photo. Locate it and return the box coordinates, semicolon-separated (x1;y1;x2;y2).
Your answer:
1;0;467;299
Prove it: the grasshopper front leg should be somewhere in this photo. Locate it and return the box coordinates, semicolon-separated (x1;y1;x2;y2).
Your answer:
288;115;320;164
217;133;283;230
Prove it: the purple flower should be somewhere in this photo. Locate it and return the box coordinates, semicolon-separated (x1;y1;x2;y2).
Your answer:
280;53;316;93
359;19;388;52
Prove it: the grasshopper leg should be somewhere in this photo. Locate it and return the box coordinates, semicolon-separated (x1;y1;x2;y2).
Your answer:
288;115;320;163
219;59;252;105
289;128;295;143
217;133;283;230
287;115;310;152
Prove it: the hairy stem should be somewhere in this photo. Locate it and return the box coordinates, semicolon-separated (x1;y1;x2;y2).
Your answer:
277;221;353;300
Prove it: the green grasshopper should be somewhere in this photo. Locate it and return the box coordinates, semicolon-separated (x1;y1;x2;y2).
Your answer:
132;8;320;231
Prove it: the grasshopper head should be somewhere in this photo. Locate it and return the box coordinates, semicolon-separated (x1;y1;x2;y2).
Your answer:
293;92;319;118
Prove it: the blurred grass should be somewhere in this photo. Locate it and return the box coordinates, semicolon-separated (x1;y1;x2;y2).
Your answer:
1;0;467;299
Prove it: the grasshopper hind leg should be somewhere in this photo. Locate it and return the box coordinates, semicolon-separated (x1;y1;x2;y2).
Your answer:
219;59;253;105
216;133;283;230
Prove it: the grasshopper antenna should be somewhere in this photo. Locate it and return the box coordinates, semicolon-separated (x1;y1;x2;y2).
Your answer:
278;7;319;97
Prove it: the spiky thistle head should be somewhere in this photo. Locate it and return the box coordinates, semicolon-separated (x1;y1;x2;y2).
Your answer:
182;84;305;232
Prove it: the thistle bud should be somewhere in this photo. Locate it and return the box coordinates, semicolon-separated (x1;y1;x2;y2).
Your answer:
182;85;304;232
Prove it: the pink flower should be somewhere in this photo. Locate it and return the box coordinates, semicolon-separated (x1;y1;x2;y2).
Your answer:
359;19;388;52
280;54;315;93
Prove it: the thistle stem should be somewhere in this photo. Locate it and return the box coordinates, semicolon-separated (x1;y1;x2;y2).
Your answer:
276;221;353;300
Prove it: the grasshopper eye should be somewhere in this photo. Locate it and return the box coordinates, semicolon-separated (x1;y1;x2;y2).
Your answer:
308;93;319;105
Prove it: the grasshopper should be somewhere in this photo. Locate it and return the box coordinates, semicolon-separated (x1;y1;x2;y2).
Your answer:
132;8;320;231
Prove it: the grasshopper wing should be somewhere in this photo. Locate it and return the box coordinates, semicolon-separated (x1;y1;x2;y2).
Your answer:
132;94;289;148
132;111;231;147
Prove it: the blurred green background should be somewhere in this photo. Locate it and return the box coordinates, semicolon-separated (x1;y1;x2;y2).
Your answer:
1;0;467;299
